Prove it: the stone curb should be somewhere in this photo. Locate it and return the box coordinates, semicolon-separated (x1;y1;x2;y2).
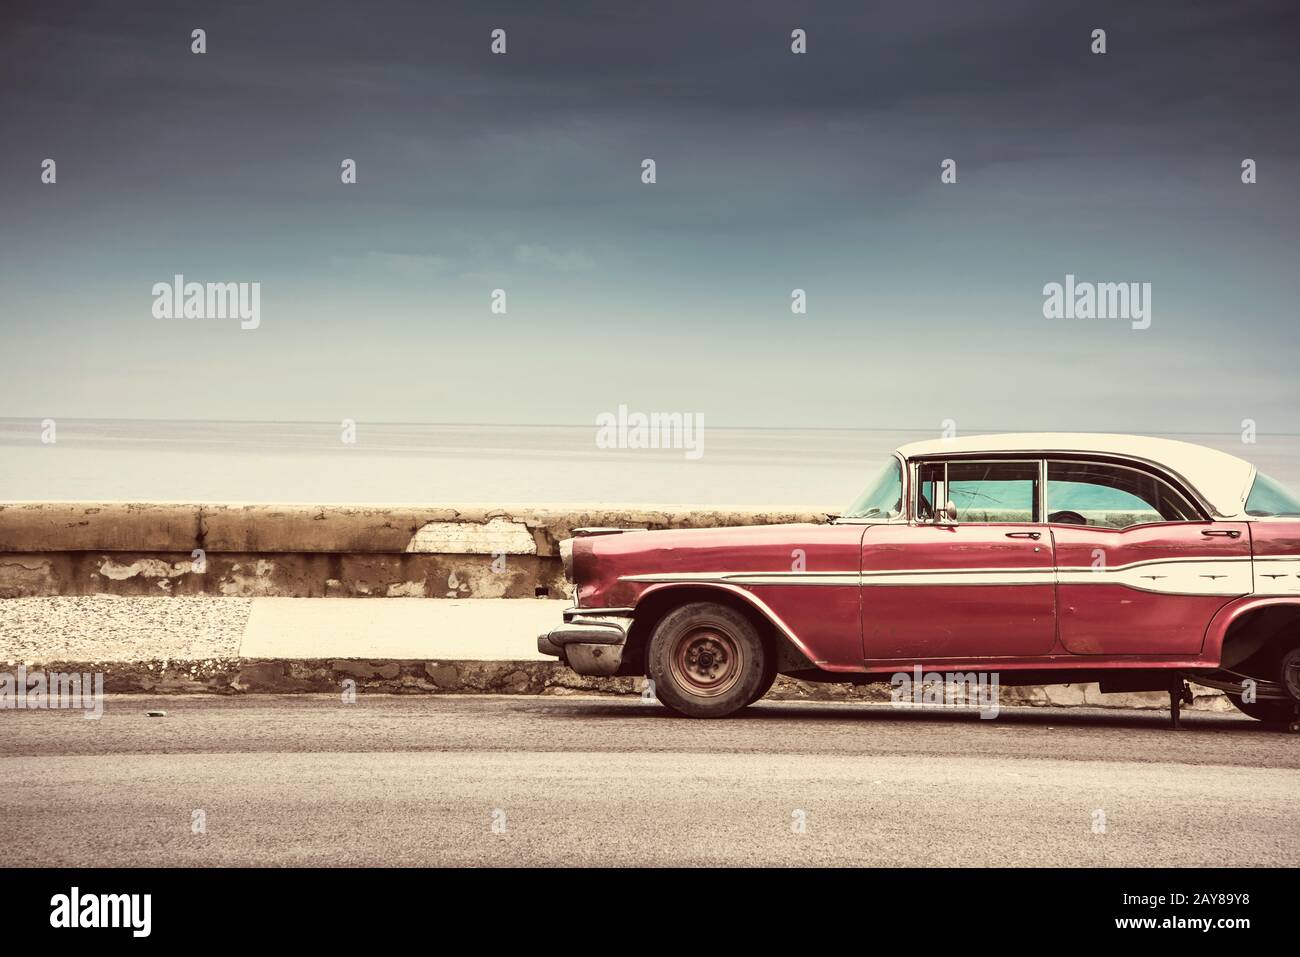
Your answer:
2;657;1235;711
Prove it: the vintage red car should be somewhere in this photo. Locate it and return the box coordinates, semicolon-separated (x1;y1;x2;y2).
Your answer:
538;433;1300;723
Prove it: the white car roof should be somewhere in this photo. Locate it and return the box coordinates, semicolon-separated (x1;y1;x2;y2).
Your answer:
896;432;1256;518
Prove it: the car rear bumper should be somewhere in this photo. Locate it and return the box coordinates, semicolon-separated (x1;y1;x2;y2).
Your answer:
537;609;632;677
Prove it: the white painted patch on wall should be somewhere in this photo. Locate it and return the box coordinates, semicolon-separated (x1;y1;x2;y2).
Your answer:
405;517;536;555
385;581;426;597
219;560;279;597
98;558;191;580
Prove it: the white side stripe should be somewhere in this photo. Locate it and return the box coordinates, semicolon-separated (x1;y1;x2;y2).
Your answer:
1253;557;1300;595
1056;560;1250;596
622;556;1258;596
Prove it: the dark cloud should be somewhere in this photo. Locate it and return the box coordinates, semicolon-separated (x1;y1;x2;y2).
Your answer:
1;0;1297;428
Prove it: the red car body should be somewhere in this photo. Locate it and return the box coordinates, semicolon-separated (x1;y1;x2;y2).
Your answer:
539;433;1300;720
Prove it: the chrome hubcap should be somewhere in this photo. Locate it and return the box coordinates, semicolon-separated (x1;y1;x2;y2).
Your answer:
670;627;744;698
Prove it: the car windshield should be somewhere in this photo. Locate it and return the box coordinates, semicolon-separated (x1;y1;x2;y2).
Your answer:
842;457;903;519
1245;471;1300;517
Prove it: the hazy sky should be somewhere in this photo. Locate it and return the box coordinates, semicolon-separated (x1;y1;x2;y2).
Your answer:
1;0;1297;431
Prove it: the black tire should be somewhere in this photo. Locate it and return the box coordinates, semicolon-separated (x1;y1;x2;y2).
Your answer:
647;602;768;718
746;654;778;707
1223;693;1295;724
1281;646;1300;701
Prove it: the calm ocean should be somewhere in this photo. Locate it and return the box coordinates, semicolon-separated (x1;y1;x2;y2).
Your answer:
1;418;1297;508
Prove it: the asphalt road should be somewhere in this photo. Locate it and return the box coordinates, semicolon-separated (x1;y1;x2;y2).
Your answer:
2;695;1297;866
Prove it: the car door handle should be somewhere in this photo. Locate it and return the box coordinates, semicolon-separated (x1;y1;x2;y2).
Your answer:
1006;531;1041;540
1201;529;1241;538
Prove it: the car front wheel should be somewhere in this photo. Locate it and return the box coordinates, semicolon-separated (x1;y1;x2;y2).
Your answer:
648;601;768;718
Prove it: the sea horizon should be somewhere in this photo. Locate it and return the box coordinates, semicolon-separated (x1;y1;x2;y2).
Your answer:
2;417;1297;507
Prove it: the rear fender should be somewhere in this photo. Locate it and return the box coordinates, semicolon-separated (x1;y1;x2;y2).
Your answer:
1203;595;1300;664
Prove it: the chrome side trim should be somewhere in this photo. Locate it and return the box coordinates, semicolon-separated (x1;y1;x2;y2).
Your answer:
622;571;860;586
621;555;1258;596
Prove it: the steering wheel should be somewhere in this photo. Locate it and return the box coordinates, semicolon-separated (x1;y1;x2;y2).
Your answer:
1048;510;1088;526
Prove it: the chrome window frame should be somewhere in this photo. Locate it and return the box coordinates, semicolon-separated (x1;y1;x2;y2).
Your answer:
904;451;1213;526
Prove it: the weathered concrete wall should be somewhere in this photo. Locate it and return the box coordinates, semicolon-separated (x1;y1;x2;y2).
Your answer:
0;503;826;598
0;502;1236;715
0;552;571;599
0;504;1238;712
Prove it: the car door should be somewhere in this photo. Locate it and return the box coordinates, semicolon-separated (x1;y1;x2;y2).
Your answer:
1046;459;1251;655
860;458;1057;661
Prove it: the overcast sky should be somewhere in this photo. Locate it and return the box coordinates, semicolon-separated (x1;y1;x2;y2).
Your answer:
1;0;1297;431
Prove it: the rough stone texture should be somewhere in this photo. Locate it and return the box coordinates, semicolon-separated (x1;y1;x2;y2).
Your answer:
405;516;536;554
0;502;827;555
0;502;825;598
768;677;1232;712
0;596;249;662
0;654;1234;711
0;557;53;595
0;551;569;599
0;502;1239;713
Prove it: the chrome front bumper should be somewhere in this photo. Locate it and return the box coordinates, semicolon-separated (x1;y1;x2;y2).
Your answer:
537;610;631;677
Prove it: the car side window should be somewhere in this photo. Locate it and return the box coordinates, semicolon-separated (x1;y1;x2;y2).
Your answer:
1046;461;1201;528
947;461;1039;522
916;460;1039;522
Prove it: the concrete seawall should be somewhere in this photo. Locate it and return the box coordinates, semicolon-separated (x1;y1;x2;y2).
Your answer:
0;502;825;599
0;502;1233;713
